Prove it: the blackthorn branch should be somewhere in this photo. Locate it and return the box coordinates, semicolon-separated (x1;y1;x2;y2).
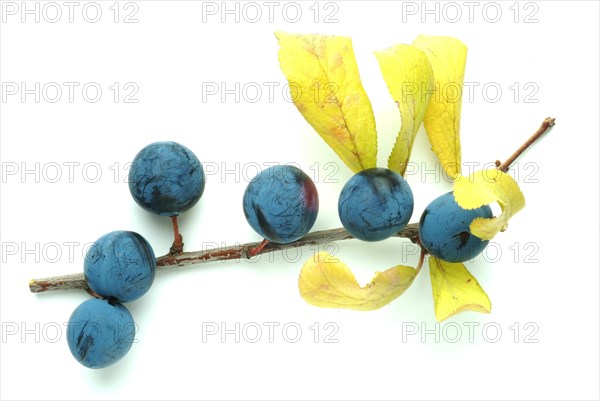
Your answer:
28;117;555;294
496;117;555;172
29;225;419;293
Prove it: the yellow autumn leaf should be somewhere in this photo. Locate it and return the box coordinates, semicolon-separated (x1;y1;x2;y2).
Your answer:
454;169;526;240
429;257;491;322
299;252;416;311
375;44;434;176
413;35;467;179
275;32;377;173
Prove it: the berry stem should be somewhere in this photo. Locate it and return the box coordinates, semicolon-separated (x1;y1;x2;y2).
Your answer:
170;215;184;254
247;239;270;257
86;287;103;299
27;117;556;294
496;117;556;173
415;246;427;275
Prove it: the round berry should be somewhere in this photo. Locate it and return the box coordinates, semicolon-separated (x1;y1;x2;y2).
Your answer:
129;141;205;217
338;168;414;241
84;231;156;303
419;191;493;262
67;298;135;369
243;165;318;243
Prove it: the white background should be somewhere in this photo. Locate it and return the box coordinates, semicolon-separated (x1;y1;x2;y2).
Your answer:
1;1;599;400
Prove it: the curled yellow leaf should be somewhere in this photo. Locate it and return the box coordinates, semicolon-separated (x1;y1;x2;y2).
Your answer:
375;44;434;176
275;32;377;173
429;257;491;322
298;252;416;311
413;35;467;179
454;169;526;240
